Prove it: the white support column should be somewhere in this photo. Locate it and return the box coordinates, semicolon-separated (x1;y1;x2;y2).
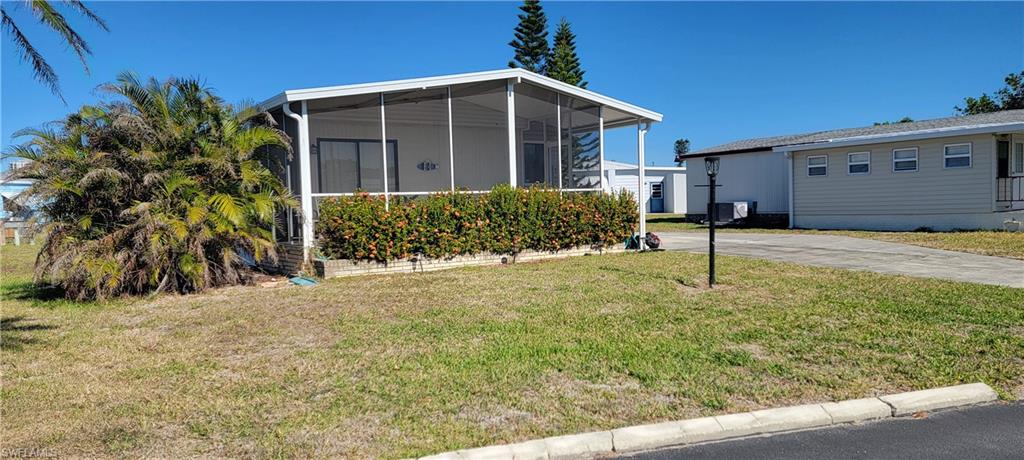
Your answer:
598;106;606;192
299;102;313;256
786;151;795;228
506;79;517;187
556;93;563;190
637;120;647;250
380;93;390;209
447;86;455;192
283;101;314;260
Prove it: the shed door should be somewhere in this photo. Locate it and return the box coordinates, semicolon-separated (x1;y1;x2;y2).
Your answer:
649;181;664;213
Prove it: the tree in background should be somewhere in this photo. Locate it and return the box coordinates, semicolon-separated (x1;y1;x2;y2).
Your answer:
508;0;549;74
3;73;295;299
673;138;690;166
546;18;587;88
1;0;108;102
956;70;1024;115
873;117;914;126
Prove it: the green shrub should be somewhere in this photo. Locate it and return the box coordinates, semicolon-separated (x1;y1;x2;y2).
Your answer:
4;73;295;299
317;186;638;262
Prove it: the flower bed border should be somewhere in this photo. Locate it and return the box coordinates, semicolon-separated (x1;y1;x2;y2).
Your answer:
315;246;625;278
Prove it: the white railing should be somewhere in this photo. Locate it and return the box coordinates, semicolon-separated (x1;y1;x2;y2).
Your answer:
997;177;1023;205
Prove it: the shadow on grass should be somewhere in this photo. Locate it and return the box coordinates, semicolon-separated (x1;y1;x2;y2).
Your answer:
599;263;695;286
1;315;58;351
646;214;690;225
1;280;68;303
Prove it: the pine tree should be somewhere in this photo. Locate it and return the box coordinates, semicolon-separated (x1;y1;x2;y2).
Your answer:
508;0;549;74
546;18;587;88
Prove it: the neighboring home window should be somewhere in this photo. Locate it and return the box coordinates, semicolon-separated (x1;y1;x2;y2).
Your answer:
847;152;870;175
943;143;972;169
892;148;918;172
1014;141;1024;176
807;155;827;176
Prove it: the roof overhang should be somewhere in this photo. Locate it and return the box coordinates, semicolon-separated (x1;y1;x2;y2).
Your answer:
772;122;1024;153
258;68;662;123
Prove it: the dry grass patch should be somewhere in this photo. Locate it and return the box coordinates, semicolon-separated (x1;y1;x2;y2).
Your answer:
2;244;1023;458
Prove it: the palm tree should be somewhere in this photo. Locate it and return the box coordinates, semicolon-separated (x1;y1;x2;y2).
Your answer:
4;72;296;299
1;0;108;102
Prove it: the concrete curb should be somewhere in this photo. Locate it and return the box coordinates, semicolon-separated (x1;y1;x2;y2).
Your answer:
418;383;999;459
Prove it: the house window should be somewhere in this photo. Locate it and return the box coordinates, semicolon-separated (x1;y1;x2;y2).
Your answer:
650;182;663;199
807;155;827;176
847;152;870;175
314;138;398;193
892;148;918;172
943;143;972;169
1014;141;1024;176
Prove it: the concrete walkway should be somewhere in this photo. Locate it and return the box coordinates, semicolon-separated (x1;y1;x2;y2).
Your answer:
657;232;1024;288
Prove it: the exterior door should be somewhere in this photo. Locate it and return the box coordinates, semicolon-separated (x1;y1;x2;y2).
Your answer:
523;143;546;185
649;181;665;213
1012;135;1024;177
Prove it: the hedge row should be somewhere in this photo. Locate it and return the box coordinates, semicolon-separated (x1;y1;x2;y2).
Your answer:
316;185;639;262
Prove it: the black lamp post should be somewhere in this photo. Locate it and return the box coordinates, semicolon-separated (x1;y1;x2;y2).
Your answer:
704;156;720;286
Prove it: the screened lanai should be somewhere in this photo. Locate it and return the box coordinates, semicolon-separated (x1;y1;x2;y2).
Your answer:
259;69;662;257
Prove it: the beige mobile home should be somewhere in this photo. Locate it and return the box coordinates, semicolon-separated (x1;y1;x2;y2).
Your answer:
684;110;1024;231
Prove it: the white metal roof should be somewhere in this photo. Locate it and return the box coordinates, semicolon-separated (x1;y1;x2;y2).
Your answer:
773;122;1024;152
259;68;662;122
605;160;686;171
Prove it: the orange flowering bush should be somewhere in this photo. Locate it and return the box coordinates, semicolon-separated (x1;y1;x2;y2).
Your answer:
317;185;637;262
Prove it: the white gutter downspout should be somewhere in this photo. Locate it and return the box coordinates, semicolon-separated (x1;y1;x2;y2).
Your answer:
283;101;314;262
637;120;650;250
786;151;795;229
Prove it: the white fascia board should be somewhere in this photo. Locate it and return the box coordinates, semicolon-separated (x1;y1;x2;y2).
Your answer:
772;122;1024;153
259;68;663;122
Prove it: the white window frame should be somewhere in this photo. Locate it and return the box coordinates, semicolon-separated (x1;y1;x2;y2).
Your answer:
892;147;918;173
1012;138;1024;177
847;151;870;175
943;143;972;169
807;155;828;177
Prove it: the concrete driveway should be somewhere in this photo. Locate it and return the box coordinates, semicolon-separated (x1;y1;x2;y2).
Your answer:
657;232;1024;288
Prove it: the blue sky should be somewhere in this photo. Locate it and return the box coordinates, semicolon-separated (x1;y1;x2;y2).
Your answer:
2;1;1022;166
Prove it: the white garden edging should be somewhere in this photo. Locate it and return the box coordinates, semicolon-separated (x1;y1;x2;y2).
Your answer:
419;383;999;459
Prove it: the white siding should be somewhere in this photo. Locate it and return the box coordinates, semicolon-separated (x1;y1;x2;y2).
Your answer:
792;133;994;218
663;173;687;214
685;150;789;215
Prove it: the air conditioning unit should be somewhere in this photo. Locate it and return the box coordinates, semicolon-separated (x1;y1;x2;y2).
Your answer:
709;201;757;224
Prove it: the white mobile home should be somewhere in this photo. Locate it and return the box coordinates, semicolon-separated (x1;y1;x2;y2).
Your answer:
683;110;1024;231
258;69;663;260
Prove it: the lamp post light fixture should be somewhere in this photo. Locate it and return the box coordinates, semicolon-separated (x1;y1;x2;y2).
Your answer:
704;156;720;287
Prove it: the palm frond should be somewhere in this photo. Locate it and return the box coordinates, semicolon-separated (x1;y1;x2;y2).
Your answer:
1;7;62;101
29;0;94;72
64;0;109;31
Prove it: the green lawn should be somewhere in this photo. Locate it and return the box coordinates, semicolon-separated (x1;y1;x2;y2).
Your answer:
2;244;1023;458
646;214;1024;260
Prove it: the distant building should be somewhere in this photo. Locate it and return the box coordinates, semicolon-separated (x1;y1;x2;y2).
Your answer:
1;161;39;245
604;160;687;214
683;110;1024;230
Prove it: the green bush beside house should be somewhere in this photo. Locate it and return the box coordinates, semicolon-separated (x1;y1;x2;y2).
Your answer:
316;185;639;262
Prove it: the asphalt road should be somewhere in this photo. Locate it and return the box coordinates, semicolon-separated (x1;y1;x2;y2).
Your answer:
623;402;1024;460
